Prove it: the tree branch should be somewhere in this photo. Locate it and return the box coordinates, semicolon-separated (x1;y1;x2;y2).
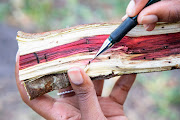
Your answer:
17;22;180;100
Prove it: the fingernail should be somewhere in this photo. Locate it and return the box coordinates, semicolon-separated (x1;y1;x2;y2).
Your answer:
68;68;84;85
143;23;156;31
126;0;135;16
140;15;158;24
122;14;128;21
143;24;150;31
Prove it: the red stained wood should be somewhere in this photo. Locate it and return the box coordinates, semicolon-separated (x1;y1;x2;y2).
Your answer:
20;32;180;70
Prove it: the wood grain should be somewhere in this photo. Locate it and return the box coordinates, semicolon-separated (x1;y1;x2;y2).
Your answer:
17;22;180;99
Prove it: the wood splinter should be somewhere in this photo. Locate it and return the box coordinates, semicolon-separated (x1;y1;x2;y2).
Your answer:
16;22;180;100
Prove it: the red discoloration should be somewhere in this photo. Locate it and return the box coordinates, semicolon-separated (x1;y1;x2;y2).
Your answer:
121;33;180;60
19;33;180;70
19;35;110;69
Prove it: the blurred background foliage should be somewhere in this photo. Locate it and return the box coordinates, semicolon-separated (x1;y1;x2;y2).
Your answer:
0;0;179;120
0;0;128;31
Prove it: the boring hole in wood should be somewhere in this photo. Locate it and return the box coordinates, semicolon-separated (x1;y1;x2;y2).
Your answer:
44;54;48;62
86;39;89;44
164;46;168;49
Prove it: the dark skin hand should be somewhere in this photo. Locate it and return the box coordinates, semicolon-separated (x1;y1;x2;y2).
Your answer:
15;0;180;119
122;0;180;31
16;53;136;120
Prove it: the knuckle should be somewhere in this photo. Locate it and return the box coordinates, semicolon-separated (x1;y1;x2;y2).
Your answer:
121;84;130;92
118;83;130;92
76;86;95;102
167;2;180;22
168;11;179;22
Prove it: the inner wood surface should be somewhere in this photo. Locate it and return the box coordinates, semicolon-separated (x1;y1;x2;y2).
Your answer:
20;32;180;70
17;22;180;100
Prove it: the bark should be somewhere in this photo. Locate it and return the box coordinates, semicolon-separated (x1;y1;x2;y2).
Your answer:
16;22;180;100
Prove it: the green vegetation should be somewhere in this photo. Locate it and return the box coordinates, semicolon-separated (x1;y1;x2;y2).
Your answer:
137;71;180;120
0;2;10;21
0;0;129;31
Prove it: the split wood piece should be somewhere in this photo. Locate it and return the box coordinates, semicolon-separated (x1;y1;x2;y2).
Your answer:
17;22;180;100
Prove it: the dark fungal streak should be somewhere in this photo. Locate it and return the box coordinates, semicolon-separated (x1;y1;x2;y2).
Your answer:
108;56;111;59
44;54;48;62
144;57;146;60
86;39;89;44
33;52;40;64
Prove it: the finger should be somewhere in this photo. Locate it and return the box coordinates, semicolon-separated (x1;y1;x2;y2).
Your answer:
15;51;55;119
122;14;128;21
138;0;180;24
126;0;149;17
93;80;104;96
110;74;136;105
68;67;105;120
143;23;156;31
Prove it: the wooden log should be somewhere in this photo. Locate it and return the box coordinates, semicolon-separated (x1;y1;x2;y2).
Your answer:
17;22;180;100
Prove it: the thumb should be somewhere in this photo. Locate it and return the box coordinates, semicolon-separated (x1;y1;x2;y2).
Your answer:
67;67;105;120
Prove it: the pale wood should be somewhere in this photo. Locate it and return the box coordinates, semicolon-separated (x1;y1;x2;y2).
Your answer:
16;22;180;100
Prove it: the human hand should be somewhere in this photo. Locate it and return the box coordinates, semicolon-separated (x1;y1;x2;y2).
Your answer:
16;53;136;120
123;0;180;31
